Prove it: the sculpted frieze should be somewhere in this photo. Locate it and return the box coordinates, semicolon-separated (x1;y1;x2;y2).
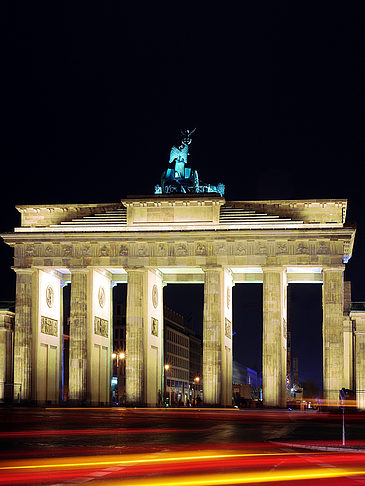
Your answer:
175;242;188;257
296;242;310;254
317;241;330;254
11;232;346;270
196;242;207;256
24;244;35;257
99;245;110;257
82;245;92;257
62;245;73;257
119;244;128;256
255;242;268;255
276;242;289;254
137;244;148;257
215;242;227;255
44;244;55;257
156;242;168;257
235;242;247;256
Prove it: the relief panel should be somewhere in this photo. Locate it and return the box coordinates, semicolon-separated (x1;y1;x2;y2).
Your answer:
41;316;58;337
94;316;108;337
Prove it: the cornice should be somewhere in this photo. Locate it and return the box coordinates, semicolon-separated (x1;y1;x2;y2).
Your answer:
1;225;356;243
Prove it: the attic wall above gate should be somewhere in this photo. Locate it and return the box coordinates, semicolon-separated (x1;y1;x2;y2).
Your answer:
2;196;355;272
15;196;347;229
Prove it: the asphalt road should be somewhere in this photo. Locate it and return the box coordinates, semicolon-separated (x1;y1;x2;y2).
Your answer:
0;407;365;485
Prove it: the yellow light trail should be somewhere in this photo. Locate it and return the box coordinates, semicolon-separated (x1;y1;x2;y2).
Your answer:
87;468;365;486
0;450;322;471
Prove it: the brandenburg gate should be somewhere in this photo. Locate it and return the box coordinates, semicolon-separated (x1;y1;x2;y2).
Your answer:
0;131;360;408
1;194;357;407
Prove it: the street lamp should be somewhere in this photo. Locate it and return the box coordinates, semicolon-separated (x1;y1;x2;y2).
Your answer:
112;351;125;405
164;364;170;407
194;376;200;406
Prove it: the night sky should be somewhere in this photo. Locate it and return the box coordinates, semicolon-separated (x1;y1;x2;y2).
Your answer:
1;3;364;388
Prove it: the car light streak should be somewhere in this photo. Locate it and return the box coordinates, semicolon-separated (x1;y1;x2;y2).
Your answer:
0;427;204;438
0;451;300;470
76;468;365;486
1;450;365;485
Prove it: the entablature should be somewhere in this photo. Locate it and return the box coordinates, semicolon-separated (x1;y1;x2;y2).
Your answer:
4;224;355;270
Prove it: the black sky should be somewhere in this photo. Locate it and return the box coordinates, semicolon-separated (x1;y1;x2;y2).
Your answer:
1;2;364;387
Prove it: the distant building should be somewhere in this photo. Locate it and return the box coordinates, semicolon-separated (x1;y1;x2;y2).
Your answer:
164;307;189;405
112;302;126;404
164;306;202;405
112;302;203;406
232;360;258;389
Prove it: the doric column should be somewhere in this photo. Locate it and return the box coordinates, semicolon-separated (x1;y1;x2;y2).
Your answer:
126;270;145;405
0;310;14;401
203;267;232;407
354;317;365;409
69;268;89;404
322;266;345;402
125;268;163;407
262;267;287;407
13;268;37;402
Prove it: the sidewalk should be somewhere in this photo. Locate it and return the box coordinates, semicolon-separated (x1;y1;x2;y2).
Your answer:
272;440;365;453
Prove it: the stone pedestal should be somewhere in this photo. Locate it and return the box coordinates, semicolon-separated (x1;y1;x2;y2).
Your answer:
322;267;345;402
69;268;89;403
13;269;36;402
262;267;287;407
203;267;233;407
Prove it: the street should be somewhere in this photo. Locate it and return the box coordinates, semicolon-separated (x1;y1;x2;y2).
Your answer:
0;407;365;485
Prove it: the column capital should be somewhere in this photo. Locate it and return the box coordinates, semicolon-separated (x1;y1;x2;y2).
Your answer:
69;266;89;274
262;265;286;273
11;267;36;274
322;265;346;273
124;266;146;273
201;265;222;273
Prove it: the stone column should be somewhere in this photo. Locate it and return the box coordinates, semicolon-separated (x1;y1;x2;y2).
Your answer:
0;310;14;401
262;267;287;407
69;268;89;404
125;268;164;407
13;269;37;402
126;269;145;405
222;269;233;407
322;266;345;402
203;267;232;407
354;316;365;409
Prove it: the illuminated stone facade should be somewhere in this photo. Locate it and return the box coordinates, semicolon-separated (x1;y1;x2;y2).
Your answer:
0;309;14;401
1;195;359;407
